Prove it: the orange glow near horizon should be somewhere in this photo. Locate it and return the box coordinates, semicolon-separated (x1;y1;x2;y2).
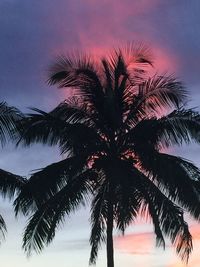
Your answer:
114;221;200;267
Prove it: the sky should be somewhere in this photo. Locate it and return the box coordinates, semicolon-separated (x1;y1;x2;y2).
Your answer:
0;0;200;266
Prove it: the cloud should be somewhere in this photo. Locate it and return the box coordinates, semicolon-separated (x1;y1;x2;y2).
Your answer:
114;223;155;256
51;238;89;252
114;222;200;267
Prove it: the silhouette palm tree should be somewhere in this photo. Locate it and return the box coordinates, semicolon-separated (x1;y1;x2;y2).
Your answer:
15;45;200;267
0;102;26;240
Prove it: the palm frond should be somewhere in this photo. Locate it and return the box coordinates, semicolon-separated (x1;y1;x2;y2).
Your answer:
0;102;23;146
0;169;26;199
17;109;64;147
137;150;200;221
126;75;187;127
107;43;153;78
89;180;107;265
22;169;94;255
101;59;113;94
14;156;88;216
131;166;192;262
0;214;7;242
18;105;104;156
48;54;105;115
110;160;142;233
0;170;25;245
48;100;92;125
109;159;165;245
121;42;153;67
130;109;200;148
115;186;141;234
156;109;200;146
48;53;96;87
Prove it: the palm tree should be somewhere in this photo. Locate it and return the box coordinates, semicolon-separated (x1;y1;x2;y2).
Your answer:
0;102;26;240
15;44;200;267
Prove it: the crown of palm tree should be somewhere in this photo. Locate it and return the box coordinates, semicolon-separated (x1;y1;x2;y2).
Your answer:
15;44;200;266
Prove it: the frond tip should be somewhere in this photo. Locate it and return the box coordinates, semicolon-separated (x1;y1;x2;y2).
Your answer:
0;102;23;146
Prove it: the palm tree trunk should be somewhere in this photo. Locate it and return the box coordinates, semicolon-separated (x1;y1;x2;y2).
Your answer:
106;197;114;267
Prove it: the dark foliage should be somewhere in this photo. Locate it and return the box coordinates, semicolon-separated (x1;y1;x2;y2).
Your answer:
0;102;26;242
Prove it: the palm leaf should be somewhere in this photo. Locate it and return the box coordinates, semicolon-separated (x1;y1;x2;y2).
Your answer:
18;106;104;156
0;169;26;199
125;75;187;127
89;178;107;265
121;42;153;67
0;102;23;146
17;109;64;147
130;109;200;148
14;156;88;216
0;214;7;242
136;150;200;220
131;166;192;262
22;169;94;255
48;54;105;115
